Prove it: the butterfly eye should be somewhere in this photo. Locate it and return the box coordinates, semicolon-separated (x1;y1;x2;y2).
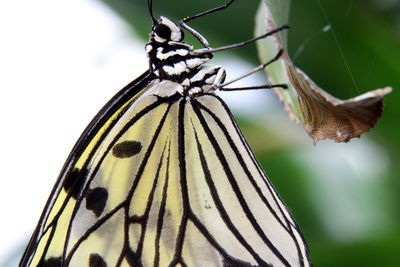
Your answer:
155;23;171;40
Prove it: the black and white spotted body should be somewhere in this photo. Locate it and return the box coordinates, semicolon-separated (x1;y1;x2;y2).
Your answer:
145;16;226;97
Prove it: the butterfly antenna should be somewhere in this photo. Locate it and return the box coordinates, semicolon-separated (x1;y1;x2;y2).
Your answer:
179;0;236;48
190;24;290;56
148;0;157;25
181;0;236;23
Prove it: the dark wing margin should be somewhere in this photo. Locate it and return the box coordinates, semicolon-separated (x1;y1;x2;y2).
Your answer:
180;94;311;266
196;94;310;266
20;70;154;266
65;100;173;265
20;79;311;266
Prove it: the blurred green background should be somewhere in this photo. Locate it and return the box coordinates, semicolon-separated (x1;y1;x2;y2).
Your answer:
5;0;399;266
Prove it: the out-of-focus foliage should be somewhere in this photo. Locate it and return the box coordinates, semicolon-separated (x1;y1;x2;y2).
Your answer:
281;1;400;265
258;0;391;144
287;0;400;146
6;0;396;266
99;0;400;266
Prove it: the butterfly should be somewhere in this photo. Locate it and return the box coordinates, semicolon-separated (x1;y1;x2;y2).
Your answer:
20;0;311;266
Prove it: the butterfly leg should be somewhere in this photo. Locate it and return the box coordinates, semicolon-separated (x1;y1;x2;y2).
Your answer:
219;50;283;89
217;49;288;92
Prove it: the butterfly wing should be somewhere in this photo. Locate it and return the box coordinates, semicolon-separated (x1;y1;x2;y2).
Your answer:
21;73;310;266
20;70;154;265
182;95;310;266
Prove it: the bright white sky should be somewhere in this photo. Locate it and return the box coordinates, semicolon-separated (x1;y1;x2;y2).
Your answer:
0;0;277;263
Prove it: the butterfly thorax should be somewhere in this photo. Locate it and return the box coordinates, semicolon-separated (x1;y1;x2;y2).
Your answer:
145;16;226;97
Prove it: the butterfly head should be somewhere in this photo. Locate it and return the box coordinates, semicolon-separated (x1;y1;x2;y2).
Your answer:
151;16;184;43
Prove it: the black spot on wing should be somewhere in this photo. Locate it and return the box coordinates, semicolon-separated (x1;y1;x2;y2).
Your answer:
63;167;88;199
112;140;142;158
86;187;108;217
38;257;61;267
89;253;107;267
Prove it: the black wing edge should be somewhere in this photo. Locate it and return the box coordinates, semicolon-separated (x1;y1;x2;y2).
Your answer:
205;93;312;267
19;70;155;266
